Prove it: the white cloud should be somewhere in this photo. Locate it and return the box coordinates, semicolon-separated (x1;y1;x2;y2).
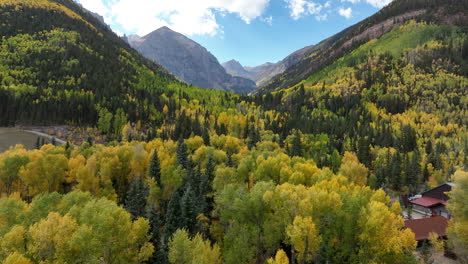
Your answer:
283;0;328;20
338;7;352;18
315;13;328;21
77;0;270;36
341;0;393;8
262;16;273;25
365;0;392;8
76;0;110;17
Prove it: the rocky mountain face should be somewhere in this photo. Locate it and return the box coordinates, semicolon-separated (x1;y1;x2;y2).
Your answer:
129;27;256;94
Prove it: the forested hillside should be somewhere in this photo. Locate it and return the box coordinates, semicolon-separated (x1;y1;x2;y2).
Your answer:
257;0;468;94
0;0;467;263
0;0;191;127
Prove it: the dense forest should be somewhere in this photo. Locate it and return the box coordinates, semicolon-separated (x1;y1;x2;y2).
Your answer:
0;0;467;263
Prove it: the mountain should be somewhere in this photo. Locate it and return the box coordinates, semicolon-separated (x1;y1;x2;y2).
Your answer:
0;0;190;128
222;44;313;87
129;27;256;94
256;0;468;94
222;60;255;80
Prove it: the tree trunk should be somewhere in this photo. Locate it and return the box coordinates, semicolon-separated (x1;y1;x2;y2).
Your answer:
301;236;309;264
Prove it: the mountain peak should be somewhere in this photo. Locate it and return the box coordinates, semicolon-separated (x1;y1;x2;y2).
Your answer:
223;59;244;68
129;27;256;93
157;26;173;32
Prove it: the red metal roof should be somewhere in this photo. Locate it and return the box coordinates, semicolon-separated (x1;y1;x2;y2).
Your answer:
410;196;447;208
404;216;449;241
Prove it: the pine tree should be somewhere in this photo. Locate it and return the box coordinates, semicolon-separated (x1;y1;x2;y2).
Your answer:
409;151;421;192
391;153;402;191
149;150;162;188
180;184;197;234
147;202;162;244
124;177;149;219
146;202;168;264
248;127;261;150
202;128;210;146
357;136;371;167
165;189;183;243
400;125;417;153
290;130;303;157
176;137;189;170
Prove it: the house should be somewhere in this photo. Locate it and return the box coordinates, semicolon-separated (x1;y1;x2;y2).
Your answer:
404;216;449;242
409;182;454;218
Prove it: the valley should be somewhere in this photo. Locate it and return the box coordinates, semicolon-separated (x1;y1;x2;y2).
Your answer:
0;0;466;264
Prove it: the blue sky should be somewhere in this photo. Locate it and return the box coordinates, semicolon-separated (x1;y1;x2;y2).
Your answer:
76;0;392;66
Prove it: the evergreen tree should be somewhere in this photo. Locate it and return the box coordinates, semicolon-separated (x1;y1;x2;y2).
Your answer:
248;128;260;150
202;128;210;146
357;136;372;167
400;125;417;153
290;130;303;157
51;137;56;146
403;154;412;188
149;150;162;188
176;137;189;170
146;202;168;264
164;189;183;243
391;153;402;191
180;184;197;234
409;151;421;192
124;177;149;219
375;167;386;189
205;155;215;182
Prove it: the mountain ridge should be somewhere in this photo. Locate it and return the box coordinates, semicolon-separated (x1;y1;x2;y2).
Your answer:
256;0;468;94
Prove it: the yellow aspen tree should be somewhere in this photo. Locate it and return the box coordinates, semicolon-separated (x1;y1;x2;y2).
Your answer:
267;249;290;264
3;252;33;264
339;152;369;186
286;216;321;264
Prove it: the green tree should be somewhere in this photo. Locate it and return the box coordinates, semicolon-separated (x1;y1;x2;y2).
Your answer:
165;189;183;243
0;155;30;195
290;130;303;157
177;138;189;170
125;177;149;219
149;150;162;188
97;107;113;134
180;184;197;234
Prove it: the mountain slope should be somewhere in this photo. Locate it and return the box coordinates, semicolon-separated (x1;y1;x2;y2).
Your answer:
129;27;256;94
0;0;231;130
256;0;468;94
